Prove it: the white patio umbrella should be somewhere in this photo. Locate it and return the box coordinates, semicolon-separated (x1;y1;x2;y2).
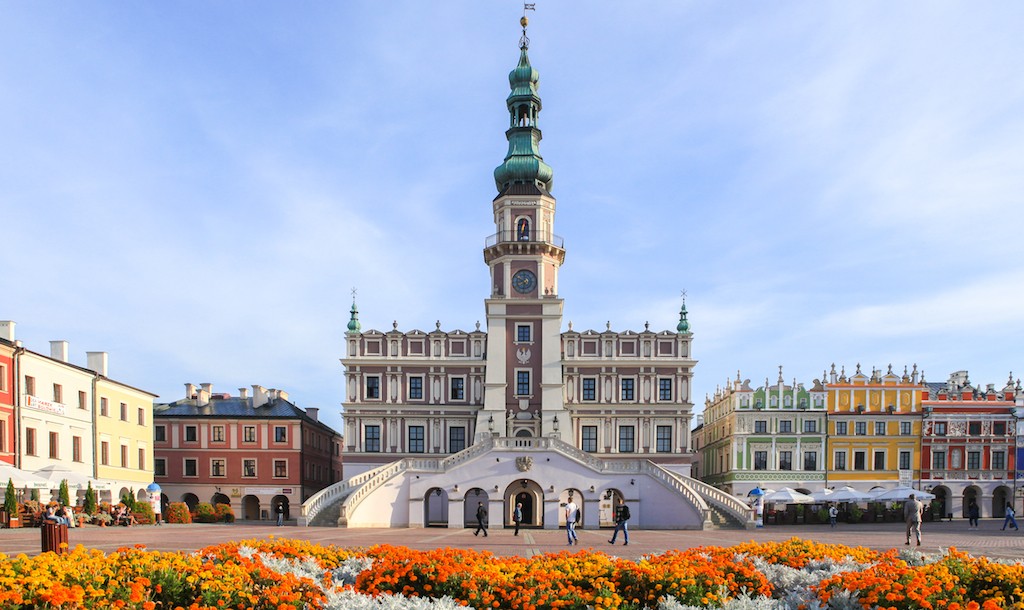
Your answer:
0;463;50;489
827;486;874;503
763;487;815;504
32;465;98;490
871;486;936;501
809;488;834;501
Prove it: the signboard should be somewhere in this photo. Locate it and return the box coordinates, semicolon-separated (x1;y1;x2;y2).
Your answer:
244;487;293;495
26;395;66;415
898;469;913;488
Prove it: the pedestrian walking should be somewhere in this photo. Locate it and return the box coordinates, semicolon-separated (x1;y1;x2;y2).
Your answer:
608;498;630;545
513;502;523;536
276;502;284;526
564;498;579;545
904;493;924;546
474;501;489;537
1002;503;1019;531
828;504;838;528
968;500;980;529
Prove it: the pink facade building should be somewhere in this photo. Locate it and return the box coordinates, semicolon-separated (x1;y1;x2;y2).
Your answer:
0;323;15;466
154;383;342;522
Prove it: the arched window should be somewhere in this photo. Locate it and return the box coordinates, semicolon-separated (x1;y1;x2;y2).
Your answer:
517;217;530;241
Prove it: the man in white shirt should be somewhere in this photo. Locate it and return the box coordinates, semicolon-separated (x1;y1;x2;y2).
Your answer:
564;499;579;546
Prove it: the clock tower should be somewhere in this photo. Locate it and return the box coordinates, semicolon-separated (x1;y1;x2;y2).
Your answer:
479;16;567;440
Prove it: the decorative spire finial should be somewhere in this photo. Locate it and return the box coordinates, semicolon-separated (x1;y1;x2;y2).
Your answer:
520;3;535;49
347;288;361;333
676;290;691;333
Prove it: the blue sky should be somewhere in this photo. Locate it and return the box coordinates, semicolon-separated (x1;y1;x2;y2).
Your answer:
3;2;1023;436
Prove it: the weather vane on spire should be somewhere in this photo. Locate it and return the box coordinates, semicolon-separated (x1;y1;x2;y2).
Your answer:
680;289;687;304
351;287;358;302
520;2;535;49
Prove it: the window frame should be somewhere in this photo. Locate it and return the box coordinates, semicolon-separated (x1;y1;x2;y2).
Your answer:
658;378;673;401
364;424;381;453
184;458;198;477
408;376;424;400
620;378;635;402
154;457;167;477
273;459;288;478
581;378;597;402
448;426;466;453
185;425;198;442
365;375;381;400
618;425;635;453
243;426;256;443
450;377;466;401
243;459;257;478
211;425;225;443
655;425;672;453
753;450;768;470
581;425;598;452
274;426;287;443
211;458;226;477
408;425;425;453
515;371;530;397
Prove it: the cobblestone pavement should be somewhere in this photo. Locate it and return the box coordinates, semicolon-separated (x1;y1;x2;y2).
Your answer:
2;519;1022;560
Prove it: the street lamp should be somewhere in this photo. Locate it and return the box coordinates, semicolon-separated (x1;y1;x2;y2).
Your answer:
488;415;494;433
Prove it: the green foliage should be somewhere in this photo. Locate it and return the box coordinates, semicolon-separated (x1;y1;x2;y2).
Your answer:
195;502;218;523
59;479;71;506
4;479;16;515
215;503;235;523
83;482;97;514
121;489;138;511
166;502;192;524
30;488;39;501
133;501;155;525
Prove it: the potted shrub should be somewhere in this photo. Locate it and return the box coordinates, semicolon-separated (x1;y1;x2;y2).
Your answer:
166;502;192;524
93;512;112;527
795;505;805;524
4;479;19;528
194;502;217;523
214;503;235;523
848;505;864;523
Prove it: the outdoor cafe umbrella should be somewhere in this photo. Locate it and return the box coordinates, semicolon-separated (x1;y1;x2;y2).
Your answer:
0;463;50;489
871;486;936;502
809;488;834;502
827;486;874;503
763;487;815;504
32;465;99;490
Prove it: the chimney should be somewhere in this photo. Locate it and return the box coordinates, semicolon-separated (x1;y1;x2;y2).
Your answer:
197;383;212;406
185;383;196;399
50;340;69;362
306;407;318;421
0;320;14;342
278;390;289;402
87;351;108;377
238;387;249;400
252;385;269;406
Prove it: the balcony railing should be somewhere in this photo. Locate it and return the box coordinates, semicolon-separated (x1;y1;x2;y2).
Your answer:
484;230;564;249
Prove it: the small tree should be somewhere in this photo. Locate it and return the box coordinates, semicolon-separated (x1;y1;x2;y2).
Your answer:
30;488;39;502
59;479;71;506
4;479;16;516
121;489;137;512
83;482;97;514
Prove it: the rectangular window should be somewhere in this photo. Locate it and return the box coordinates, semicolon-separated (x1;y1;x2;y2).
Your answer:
137;408;145;426
754;451;768;470
451;377;466;400
72;436;82;462
779;420;792;433
618;426;635;453
120;444;128;467
211;425;225;442
48;431;59;458
53;383;62;403
185;425;198;442
874;451;886;470
408;426;425;453
993;451;1006;470
184;458;197;477
803;420;817;433
78;391;87;410
0;421;4;453
658;378;672;401
854;451;866;470
967;451;981;470
875;421;886;435
0;365;5;391
155;425;166;442
211;459;226;477
804;451;817;470
26;428;37;455
243;459;257;477
994;422;1008;436
754;420;768;433
409;377;423;400
934;422;947;436
100;441;109;465
582;378;596;401
932;450;946;470
834;451;847;470
835;421;848;435
899;451;911;470
138;448;145;471
364;425;381;452
273;459;287;478
274;426;287;443
120;402;128;421
656;425;672;452
244;426;256;442
855;421;867;435
365;376;380;399
25;375;35;396
582;426;598;452
900;421;912;435
969;422;982;436
620;379;634;401
516;325;531;342
449;427;466;453
100;397;108;417
779;451;792;470
154;458;166;477
516;372;530;396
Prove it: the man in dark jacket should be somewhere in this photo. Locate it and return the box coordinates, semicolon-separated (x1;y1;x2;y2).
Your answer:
608;499;630;545
474;501;488;537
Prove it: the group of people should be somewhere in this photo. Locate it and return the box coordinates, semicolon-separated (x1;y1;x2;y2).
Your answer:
472;498;632;545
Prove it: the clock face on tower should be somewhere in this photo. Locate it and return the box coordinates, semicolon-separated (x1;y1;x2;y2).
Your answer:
511;269;537;294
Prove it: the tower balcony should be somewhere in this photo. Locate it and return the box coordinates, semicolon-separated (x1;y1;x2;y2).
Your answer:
483;231;566;265
484;230;564;249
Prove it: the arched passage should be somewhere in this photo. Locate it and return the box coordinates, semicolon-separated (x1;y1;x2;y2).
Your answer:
241;495;260;521
181;493;199;511
463;488;489;528
211;492;230;507
505;479;543;528
425;488;449;527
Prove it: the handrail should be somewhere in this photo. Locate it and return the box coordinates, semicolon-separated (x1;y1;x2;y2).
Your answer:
670;470;755;528
642;461;710;526
300;461;402;526
484;231;564;249
337;460;411;525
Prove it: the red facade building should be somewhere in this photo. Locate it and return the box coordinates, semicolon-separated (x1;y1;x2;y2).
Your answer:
0;327;15;466
153;383;342;522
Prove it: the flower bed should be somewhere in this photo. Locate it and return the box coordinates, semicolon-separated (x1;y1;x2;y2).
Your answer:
0;537;1021;609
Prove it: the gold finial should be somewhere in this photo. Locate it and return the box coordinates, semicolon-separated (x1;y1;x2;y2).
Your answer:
521;15;529;28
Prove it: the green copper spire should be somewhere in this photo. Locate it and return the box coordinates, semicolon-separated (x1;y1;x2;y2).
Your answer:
493;14;554;195
677;302;691;333
347;299;361;333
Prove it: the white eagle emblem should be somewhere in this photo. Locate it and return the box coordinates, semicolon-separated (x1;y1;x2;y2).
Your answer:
515;456;533;472
516;347;532;364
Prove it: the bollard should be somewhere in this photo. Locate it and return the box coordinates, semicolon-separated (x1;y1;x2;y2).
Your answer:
41;521;69;554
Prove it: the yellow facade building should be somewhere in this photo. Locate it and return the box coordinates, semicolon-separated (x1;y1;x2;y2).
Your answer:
93;355;157;500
